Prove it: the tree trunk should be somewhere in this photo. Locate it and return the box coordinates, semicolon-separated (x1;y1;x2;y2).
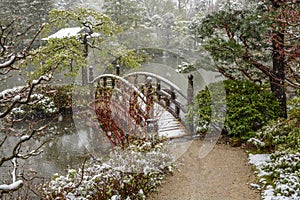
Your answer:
82;34;88;86
270;1;287;118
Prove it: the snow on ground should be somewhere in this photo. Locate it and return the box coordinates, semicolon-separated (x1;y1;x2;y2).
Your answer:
249;153;300;200
248;154;271;177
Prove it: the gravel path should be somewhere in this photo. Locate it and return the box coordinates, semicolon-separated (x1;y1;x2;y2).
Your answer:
148;140;260;200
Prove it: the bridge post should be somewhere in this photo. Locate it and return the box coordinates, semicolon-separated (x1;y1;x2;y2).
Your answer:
112;77;115;88
115;65;120;76
170;88;180;118
156;81;161;101
187;74;194;134
103;77;107;87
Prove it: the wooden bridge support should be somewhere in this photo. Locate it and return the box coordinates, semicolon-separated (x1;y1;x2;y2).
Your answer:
145;77;155;120
95;85;131;146
129;91;145;126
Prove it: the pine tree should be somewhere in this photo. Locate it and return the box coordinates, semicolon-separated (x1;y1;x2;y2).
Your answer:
189;0;300;117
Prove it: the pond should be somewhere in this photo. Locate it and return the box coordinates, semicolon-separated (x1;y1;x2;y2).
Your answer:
0;115;111;179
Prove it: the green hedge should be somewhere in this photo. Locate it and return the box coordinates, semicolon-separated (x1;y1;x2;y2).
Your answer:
188;80;282;140
248;96;300;152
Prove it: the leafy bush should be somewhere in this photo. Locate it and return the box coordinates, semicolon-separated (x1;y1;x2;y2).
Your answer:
42;138;175;200
188;80;282;140
248;96;300;152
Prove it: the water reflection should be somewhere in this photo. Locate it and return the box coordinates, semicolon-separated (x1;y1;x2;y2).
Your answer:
1;116;111;179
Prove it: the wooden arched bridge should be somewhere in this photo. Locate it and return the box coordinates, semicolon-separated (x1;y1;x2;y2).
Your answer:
91;67;194;146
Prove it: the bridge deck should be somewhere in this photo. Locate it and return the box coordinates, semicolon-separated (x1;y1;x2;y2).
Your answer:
154;104;189;139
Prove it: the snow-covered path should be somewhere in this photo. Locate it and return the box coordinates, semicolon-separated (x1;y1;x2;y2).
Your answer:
148;140;260;200
157;108;188;139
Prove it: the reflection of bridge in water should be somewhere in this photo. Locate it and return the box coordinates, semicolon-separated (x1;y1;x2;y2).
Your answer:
91;68;194;146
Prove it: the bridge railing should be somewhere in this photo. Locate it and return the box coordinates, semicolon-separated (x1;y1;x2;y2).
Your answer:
123;72;192;121
91;67;194;134
92;74;157;126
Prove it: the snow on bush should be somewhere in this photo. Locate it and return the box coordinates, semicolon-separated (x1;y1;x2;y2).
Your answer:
0;87;23;100
249;152;300;200
10;93;58;119
42;139;175;199
248;96;300;200
247;138;265;148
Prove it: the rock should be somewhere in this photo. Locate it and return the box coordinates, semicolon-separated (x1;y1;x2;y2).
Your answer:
229;137;242;147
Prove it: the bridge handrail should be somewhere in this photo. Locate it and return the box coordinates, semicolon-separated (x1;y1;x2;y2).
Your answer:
124;72;188;102
156;89;187;113
93;72;191;129
92;74;147;104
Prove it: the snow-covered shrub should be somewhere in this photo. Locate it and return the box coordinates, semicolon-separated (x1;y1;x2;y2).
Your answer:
250;152;300;200
248;119;300;151
264;151;300;199
7;85;73;119
176;61;196;73
9;93;58;119
43;85;73;114
248;96;300;200
42;138;175;199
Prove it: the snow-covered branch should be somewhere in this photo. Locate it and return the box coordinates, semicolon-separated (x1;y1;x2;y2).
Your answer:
0;157;23;196
0;55;16;69
0;180;24;194
0;119;51;195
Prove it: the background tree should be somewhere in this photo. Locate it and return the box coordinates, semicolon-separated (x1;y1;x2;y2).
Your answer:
188;0;300;118
36;8;117;86
102;0;146;29
139;0;176;20
38;7;147;85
